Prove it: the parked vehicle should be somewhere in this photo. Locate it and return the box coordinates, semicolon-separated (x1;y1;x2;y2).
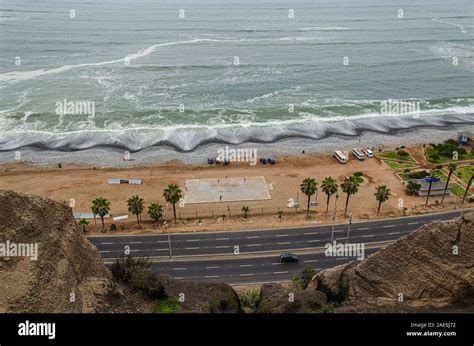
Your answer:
352;148;366;161
334;150;348;164
363;149;374;157
279;253;299;263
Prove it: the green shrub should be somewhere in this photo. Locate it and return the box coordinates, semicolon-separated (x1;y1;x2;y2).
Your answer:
110;256;151;283
151;298;181;313
300;266;317;289
397;150;409;157
239;289;260;309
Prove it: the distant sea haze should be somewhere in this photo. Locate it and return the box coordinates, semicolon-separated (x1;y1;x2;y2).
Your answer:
0;0;473;152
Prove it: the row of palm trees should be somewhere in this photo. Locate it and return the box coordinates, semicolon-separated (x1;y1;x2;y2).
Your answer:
300;175;391;217
89;184;183;230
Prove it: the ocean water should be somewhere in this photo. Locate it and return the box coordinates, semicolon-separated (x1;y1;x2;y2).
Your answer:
0;0;473;152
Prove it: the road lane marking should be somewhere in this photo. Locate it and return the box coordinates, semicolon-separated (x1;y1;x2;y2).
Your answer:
240;273;254;277
363;234;374;238
333;230;345;233
272;263;282;265
383;225;394;228
246;236;260;239
187;239;200;242
247;244;261;247
240;264;253;267
185;247;200;250
99;251;111;253
215;245;230;249
130;250;139;252
336;257;349;260
407;222;418;225
357;227;370;230
304;260;318;263
100;242;114;245
205;275;220;278
216;238;229;241
273;271;288;274
307;240;319;243
276;234;289;237
389;232;400;235
205;266;220;269
175;277;184;280
304;232;318;235
158;241;169;243
172;268;186;271
130;242;142;244
156;248;168;251
278;242;291;245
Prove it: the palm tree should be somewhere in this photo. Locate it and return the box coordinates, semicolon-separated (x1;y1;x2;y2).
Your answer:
425;170;437;205
91;197;111;230
375;185;391;215
127;195;144;226
241;206;250;219
341;176;361;216
163;184;182;224
462;175;473;203
441;163;457;205
300;177;317;217
147;202;164;224
78;218;89;233
321;177;338;216
277;210;283;221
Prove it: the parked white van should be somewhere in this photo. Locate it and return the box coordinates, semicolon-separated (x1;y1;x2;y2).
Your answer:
363;148;374;157
352;148;366;161
334;150;348;164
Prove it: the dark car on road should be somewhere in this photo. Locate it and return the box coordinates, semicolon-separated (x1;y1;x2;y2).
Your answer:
279;253;299;263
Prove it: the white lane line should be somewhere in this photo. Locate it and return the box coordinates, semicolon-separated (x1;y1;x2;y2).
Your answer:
357;227;370;230
304;232;318;235
130;250;139;252
240;273;254;277
247;244;262;247
336;257;349;260
407;222;419;225
304;260;318;263
272;263;282;265
383;225;394;228
240;264;253;268
389;232;400;235
333;230;345;233
335;237;346;241
130;241;142;244
205;275;220;278
246;236;260;239
156;248;168;251
175;277;184;280
273;271;289;274
278;242;291;245
100;242;114;245
206;266;220;269
158;241;169;243
307;240;319;243
276;234;289;237
99;250;111;253
216;238;229;241
187;239;200;242
172;268;186;271
215;245;230;249
185;247;200;250
363;234;374;238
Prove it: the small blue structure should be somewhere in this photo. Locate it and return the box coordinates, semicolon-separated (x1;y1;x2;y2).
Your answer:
458;133;471;145
424;176;440;183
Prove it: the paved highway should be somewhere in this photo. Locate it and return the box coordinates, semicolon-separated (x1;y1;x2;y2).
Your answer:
89;210;464;284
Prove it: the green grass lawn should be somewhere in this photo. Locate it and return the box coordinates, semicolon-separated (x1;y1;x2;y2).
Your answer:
383;160;417;170
454;165;474;184
397;169;467;197
377;150;416;163
425;148;474;164
151;298;182;313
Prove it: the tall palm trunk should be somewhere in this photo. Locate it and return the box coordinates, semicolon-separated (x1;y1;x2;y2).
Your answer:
426;180;434;205
100;216;105;230
463;175;473;203
377;201;382;215
441;171;453;205
136;213;140;225
344;193;350;216
306;195;311;216
172;203;177;224
325;195;330;215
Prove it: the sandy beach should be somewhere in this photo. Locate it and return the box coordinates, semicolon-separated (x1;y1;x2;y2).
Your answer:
1;129;471;235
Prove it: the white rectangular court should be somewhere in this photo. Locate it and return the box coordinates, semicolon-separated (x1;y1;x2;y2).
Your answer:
183;176;272;204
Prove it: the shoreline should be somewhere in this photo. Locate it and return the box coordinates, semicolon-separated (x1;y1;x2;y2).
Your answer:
2;121;473;168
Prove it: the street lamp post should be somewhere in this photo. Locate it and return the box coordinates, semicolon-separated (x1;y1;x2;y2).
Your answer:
164;203;173;260
330;194;339;243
